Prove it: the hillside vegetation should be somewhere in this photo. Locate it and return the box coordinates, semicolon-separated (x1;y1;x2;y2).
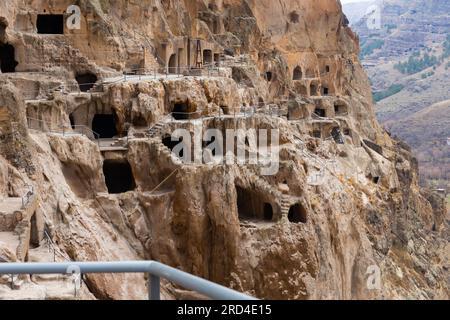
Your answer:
385;100;450;184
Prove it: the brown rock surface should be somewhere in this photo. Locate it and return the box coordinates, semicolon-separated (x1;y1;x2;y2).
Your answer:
0;0;448;300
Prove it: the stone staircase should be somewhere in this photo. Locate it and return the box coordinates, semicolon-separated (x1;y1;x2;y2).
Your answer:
0;191;39;263
0;107;9;134
0;108;9;123
154;141;183;166
280;194;292;215
148;115;173;139
0;243;93;300
240;166;295;216
148;122;166;139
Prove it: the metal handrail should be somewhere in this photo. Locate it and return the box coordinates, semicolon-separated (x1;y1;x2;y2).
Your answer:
60;124;101;141
43;230;72;263
27;117;101;146
0;261;257;300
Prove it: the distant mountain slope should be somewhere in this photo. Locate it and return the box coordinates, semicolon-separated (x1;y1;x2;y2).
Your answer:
347;0;450;186
385;99;450;182
342;1;376;25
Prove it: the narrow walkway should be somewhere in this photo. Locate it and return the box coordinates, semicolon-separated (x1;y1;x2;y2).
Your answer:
98;138;128;152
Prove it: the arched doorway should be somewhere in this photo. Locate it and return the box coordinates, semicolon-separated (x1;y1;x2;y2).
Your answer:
168;54;177;74
293;66;302;80
203;49;213;66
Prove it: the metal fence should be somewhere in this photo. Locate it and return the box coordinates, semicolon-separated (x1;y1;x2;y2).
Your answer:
0;261;257;301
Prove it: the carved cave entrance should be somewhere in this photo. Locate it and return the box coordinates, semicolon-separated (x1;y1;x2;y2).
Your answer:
92;113;117;138
0;43;18;73
236;186;273;222
314;108;326;118
37;14;64;34
334;102;348;116
203;49;213;65
214;53;220;66
172;102;193;120
293;66;302;80
76;73;97;92
168;54;177;74
69;113;75;129
288;203;307;224
310;84;318;96
103;159;136;194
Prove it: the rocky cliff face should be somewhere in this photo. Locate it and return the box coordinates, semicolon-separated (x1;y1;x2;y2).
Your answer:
0;0;448;300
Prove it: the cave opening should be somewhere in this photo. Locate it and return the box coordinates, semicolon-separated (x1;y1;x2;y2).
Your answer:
293;66;302;80
310;84;318;96
172;102;190;120
326;65;330;73
0;43;18;73
76;73;97;92
162;135;184;158
322;87;329;96
203;49;213;65
288;203;307;224
103;160;135;194
331;127;344;144
37;14;64;34
314;108;326;118
312;130;321;138
212;19;220;34
69;113;75;129
266;71;273;82
220;105;229;115
334;102;348;116
263;203;273;221
236;186;273;222
29;212;40;248
168;54;177;74
214;53;220;66
92;113;117;139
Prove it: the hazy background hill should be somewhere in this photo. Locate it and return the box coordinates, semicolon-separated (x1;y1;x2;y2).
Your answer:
342;0;378;25
343;0;450;191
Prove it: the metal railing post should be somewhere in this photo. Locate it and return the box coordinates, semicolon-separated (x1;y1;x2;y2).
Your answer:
149;274;161;300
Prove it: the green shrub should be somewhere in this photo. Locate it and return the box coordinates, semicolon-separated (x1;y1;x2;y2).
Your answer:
373;84;404;102
394;52;438;75
360;39;385;59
